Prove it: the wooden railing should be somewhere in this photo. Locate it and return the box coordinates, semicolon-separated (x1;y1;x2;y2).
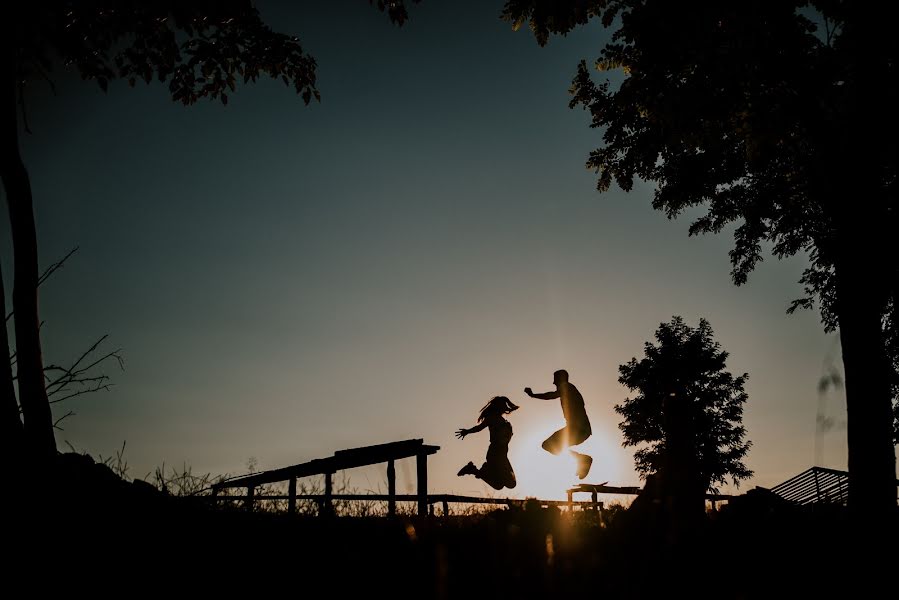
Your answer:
566;482;733;511
208;492;605;516
211;439;439;516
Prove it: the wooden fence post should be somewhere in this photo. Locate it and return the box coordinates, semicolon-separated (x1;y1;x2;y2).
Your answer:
245;485;255;512
323;471;333;516
288;476;297;515
387;459;396;517
416;452;428;516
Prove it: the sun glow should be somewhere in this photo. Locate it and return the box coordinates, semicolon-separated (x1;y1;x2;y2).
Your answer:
508;424;616;501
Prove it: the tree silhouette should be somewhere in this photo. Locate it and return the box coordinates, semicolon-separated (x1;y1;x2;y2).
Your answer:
617;317;752;496
5;249;124;435
1;1;418;465
502;1;897;517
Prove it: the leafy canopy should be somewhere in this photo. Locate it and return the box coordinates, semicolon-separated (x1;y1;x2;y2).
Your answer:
617;317;752;490
502;0;898;441
16;1;421;106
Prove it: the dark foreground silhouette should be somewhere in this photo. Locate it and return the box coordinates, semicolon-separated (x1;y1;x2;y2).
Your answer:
526;369;594;479
456;396;518;490
13;452;897;598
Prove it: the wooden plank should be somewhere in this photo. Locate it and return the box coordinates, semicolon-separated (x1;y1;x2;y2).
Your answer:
813;466;853;479
567;483;732;503
567;483;641;495
334;438;423;456
768;465;898;506
779;479;820;503
771;468;818;495
777;475;819;496
568;486;641;495
216;457;336;489
334;439;423;462
332;445;439;472
214;439;441;490
332;439;440;471
422;494;595;507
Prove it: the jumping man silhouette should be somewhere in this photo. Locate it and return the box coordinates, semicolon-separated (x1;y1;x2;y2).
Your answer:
525;369;594;479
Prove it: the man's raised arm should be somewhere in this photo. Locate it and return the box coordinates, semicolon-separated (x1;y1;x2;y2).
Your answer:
524;387;560;400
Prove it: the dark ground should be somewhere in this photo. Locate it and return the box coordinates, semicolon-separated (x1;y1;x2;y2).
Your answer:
9;453;896;598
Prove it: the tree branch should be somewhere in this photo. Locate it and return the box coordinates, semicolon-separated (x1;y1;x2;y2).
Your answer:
43;336;124;403
6;246;79;322
53;410;76;430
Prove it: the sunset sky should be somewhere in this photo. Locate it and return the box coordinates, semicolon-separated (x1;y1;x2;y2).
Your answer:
4;0;851;501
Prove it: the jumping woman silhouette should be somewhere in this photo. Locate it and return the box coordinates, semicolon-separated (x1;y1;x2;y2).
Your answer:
456;396;518;490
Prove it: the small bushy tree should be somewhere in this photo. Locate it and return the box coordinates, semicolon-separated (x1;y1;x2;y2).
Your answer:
616;317;752;493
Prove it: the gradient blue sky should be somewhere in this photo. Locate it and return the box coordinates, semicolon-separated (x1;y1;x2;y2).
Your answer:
4;0;850;500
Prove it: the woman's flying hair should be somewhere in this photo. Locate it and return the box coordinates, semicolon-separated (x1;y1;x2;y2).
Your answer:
478;395;519;422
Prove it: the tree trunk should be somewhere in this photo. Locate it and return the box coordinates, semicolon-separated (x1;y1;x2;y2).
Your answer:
0;43;55;460
661;392;705;544
835;260;897;521
835;4;898;521
1;262;24;457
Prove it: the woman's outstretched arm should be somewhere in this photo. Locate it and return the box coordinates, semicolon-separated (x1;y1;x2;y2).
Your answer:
455;421;488;439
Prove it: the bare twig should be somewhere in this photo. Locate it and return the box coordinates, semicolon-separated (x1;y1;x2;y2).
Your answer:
14;334;127;414
38;246;79;286
49;381;114;404
43;334;124;398
53;410;76;430
6;246;79;322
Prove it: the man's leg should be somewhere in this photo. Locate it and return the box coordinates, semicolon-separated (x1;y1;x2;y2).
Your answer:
541;427;568;455
566;424;593;479
570;450;593;479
